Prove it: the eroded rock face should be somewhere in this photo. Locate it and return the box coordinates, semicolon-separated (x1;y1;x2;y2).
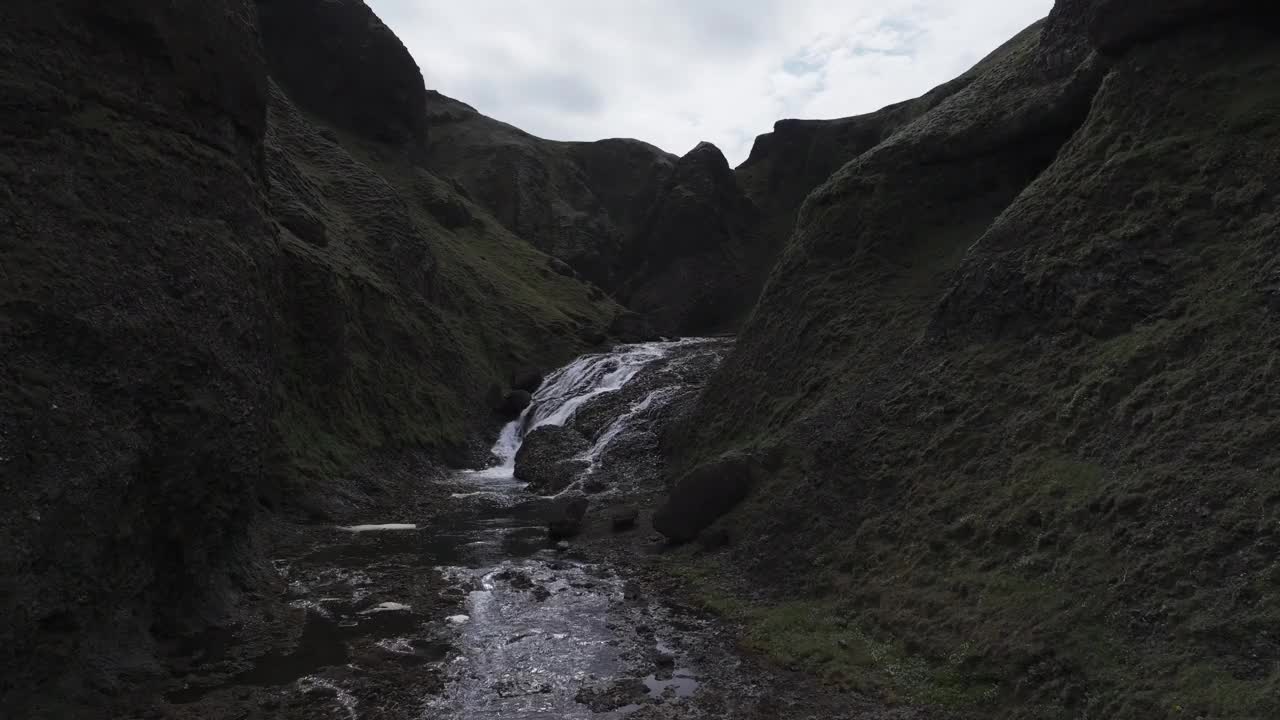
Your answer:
425;95;772;336
0;0;275;710
256;0;428;148
619;143;760;335
426;93;676;290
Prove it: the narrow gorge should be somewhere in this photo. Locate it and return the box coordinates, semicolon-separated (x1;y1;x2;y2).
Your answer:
2;1;1278;719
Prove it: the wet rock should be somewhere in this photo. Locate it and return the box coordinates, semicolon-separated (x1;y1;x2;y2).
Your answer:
611;507;640;532
531;586;552;602
511;367;545;393
583;478;607;494
495;569;534;589
652;649;676;668
547;495;589;540
514;425;590;493
498;390;532;418
653;454;762;542
575;677;649;712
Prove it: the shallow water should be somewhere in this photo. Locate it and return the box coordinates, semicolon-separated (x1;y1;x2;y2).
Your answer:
170;339;728;717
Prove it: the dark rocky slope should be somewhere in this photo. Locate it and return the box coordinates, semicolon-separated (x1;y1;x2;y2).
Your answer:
426;94;764;335
664;2;1280;718
1;0;618;715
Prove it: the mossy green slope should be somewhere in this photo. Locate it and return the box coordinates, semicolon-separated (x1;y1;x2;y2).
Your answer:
670;5;1280;719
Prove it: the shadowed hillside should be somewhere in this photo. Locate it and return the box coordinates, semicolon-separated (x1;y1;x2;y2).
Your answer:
661;1;1280;717
0;1;619;714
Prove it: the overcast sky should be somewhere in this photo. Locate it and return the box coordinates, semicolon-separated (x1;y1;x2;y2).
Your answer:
368;1;1053;166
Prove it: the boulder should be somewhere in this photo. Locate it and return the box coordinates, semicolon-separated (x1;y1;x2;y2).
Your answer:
513;425;589;493
548;257;578;278
653;455;761;543
547;495;590;540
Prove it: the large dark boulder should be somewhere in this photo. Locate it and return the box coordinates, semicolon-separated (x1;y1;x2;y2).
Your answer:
513;425;589;494
546;494;590;540
653;455;762;543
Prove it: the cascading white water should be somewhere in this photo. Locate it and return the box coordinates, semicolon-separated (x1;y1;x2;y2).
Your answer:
465;339;705;481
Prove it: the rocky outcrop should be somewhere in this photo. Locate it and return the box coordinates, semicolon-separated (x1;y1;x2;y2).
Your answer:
425;93;675;289
256;0;427;148
514;425;590;494
670;3;1280;716
653;455;761;542
620;143;760;334
425;96;769;335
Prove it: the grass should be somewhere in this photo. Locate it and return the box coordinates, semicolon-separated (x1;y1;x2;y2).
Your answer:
261;98;621;492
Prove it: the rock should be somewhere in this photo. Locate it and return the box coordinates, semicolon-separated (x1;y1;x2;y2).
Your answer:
513;425;590;493
531;586;552;602
653;649;676;668
548;257;578;278
498;390;532;419
511;367;545;394
575;678;650;712
583;478;607;494
495;569;534;590
617;141;763;335
610;507;640;532
653;455;762;543
547;495;590;540
257;0;428;148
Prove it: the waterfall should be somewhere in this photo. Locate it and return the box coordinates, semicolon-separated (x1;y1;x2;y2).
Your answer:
465;339;709;481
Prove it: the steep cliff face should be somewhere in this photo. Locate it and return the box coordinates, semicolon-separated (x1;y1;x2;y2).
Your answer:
734;21;1047;272
257;0;427;149
667;2;1280;717
425;95;766;335
1;0;277;709
425;92;675;290
621;142;759;335
1;0;619;713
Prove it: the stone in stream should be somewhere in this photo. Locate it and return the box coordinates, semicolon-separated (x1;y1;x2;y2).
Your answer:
575;677;650;712
514;425;590;493
547;495;589;540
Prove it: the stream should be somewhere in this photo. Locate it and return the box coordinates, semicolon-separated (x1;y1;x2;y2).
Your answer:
166;338;736;719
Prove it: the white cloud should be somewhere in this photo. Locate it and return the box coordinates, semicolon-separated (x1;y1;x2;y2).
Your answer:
368;0;1053;165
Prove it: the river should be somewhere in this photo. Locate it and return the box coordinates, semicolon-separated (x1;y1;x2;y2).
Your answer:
163;338;753;719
